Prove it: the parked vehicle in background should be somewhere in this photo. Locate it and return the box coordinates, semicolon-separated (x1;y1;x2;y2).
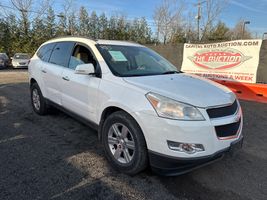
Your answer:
28;37;243;175
11;53;30;68
0;53;9;69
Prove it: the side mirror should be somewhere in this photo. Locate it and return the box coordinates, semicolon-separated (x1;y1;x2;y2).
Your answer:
10;57;13;60
75;63;95;75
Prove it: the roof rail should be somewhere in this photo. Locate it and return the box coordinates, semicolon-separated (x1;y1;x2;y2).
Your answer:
46;36;141;45
47;35;97;42
95;39;140;45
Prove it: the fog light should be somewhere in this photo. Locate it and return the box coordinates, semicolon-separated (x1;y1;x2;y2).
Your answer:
167;140;205;154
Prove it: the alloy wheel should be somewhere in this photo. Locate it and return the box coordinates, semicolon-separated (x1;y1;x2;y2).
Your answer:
32;88;40;111
108;123;135;164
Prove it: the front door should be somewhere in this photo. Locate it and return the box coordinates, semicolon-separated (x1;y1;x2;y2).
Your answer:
61;43;101;122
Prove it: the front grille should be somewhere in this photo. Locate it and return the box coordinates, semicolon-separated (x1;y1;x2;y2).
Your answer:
215;119;241;138
207;100;238;119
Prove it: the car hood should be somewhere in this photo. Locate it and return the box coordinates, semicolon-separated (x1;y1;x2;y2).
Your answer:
123;73;235;108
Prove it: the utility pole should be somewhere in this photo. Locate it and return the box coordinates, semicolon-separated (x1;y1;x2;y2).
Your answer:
195;0;206;41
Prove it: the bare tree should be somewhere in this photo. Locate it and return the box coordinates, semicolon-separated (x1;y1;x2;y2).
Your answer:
153;0;185;44
0;3;14;18
184;11;198;42
10;0;50;36
60;0;78;35
11;0;32;35
229;20;252;40
198;0;229;41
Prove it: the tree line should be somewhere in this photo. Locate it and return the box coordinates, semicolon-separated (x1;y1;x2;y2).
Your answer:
0;4;154;56
0;0;253;56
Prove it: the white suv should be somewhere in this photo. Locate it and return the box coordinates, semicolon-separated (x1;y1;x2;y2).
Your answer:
28;37;243;175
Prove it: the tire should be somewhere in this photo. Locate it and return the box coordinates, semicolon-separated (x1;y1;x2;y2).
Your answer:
102;111;148;175
30;82;48;115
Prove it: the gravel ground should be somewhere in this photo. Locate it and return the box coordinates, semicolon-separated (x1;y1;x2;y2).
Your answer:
0;70;266;200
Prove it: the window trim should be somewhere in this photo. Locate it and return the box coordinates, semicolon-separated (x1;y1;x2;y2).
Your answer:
37;43;56;63
48;41;75;68
68;42;102;78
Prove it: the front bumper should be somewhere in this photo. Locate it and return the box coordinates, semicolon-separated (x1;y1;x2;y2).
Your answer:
149;135;243;176
12;64;28;68
136;105;243;158
0;63;7;68
133;99;243;175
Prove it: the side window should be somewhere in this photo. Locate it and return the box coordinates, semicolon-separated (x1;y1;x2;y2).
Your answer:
37;43;55;62
49;42;74;67
69;44;96;70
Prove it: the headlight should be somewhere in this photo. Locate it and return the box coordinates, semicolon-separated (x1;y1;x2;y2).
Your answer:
146;92;205;121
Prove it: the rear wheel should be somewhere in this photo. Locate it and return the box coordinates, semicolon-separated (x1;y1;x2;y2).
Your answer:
30;82;48;115
102;111;148;175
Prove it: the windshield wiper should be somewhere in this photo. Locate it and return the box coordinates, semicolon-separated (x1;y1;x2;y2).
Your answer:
162;70;180;75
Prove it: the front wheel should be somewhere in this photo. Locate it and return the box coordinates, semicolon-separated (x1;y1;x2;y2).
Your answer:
102;111;148;175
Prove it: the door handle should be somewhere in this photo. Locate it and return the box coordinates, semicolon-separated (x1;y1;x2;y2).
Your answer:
62;76;70;81
41;69;47;73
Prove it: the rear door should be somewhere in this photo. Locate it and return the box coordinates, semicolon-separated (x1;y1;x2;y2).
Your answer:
36;43;55;98
42;41;75;105
61;43;101;122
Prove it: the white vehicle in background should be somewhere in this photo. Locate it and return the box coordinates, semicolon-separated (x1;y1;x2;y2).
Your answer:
28;37;243;175
12;53;30;68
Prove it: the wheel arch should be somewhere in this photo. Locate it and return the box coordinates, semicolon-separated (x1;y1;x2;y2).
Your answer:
98;106;145;143
98;106;124;140
30;78;37;86
29;78;47;98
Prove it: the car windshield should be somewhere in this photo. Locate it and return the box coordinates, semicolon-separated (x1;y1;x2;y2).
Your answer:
96;44;179;77
0;53;8;59
14;54;29;59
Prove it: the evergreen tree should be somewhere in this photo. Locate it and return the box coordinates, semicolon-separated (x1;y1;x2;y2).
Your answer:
78;6;89;36
138;17;152;43
68;11;78;35
0;6;156;55
32;17;46;51
56;12;67;36
4;15;19;55
89;11;99;39
117;16;127;40
108;16;117;39
208;21;230;41
98;13;108;39
0;19;11;54
44;7;56;39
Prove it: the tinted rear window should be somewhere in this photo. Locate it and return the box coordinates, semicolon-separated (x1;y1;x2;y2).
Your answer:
49;42;74;67
37;43;55;62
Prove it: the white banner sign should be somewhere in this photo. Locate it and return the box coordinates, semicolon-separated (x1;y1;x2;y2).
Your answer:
181;39;262;83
